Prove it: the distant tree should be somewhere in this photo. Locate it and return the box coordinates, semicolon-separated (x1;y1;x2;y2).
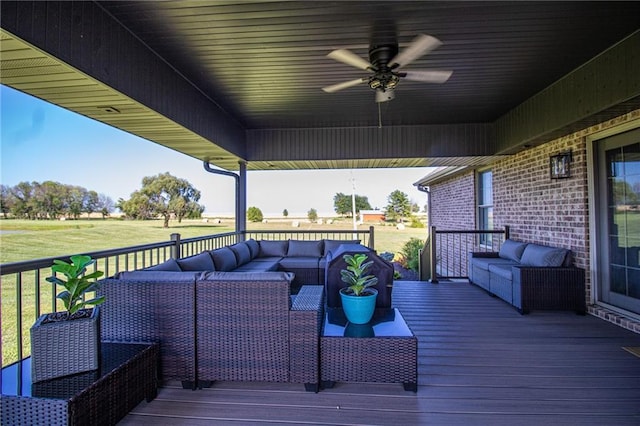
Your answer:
35;181;67;219
98;193;114;219
0;184;13;218
384;190;411;223
11;181;36;219
247;206;263;222
333;192;372;216
282;209;289;217
117;173;202;227
84;190;100;218
411;202;420;213
307;208;318;222
66;185;87;219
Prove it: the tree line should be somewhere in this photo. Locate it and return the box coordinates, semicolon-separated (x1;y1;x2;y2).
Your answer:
0;181;115;220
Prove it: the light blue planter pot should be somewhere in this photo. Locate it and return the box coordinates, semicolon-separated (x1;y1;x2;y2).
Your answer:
339;288;378;324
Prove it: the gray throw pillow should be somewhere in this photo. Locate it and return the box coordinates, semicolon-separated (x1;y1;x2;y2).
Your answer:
210;247;238;271
229;242;252;266
520;244;568;267
258;240;289;257
176;252;215;271
287;240;323;257
498;239;528;262
245;239;260;259
144;258;182;271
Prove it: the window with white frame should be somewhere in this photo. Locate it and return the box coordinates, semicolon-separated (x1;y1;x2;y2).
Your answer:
478;170;493;246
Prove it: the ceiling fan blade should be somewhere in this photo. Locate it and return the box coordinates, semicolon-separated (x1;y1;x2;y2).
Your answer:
403;70;453;83
389;34;442;69
322;78;367;93
327;49;373;71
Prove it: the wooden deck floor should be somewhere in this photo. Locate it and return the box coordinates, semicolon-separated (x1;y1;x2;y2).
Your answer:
119;281;640;425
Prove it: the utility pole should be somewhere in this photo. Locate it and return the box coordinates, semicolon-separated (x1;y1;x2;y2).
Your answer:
350;172;357;234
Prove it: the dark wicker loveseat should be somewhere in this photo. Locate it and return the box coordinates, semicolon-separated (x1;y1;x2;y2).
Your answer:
468;239;586;314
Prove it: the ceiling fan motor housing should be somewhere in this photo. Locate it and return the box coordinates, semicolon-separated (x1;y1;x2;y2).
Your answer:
368;44;398;70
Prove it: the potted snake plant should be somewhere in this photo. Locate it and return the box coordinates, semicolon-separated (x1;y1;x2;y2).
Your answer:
30;255;105;382
339;253;379;324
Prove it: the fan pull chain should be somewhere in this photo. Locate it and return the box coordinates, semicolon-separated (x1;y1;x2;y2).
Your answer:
378;102;382;128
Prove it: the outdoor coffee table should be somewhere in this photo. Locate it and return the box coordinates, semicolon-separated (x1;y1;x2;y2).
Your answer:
320;307;417;392
1;342;158;426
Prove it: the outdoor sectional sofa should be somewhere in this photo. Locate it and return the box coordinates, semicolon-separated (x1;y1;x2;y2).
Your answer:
468;239;586;314
97;237;392;391
98;270;324;391
146;238;364;293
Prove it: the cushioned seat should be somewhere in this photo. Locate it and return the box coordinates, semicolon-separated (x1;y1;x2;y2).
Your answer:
234;260;279;272
469;239;585;314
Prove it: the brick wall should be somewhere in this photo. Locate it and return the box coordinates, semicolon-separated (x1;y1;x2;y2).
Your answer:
430;172;475;229
428;109;640;311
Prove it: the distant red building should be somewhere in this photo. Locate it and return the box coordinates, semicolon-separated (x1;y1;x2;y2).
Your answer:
359;210;385;222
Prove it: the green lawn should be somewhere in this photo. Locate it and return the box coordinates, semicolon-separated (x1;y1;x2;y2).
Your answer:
1;217;426;366
0;218;425;263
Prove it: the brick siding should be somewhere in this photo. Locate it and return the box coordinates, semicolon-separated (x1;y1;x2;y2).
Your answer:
427;109;640;332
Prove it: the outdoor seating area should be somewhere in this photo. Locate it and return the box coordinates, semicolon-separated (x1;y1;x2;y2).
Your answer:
468;239;586;314
115;280;640;425
2;2;640;424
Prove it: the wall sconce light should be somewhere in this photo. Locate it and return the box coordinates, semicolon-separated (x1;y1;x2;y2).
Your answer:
550;151;572;179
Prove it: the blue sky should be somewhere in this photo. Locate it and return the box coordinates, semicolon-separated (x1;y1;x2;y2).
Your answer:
1;85;434;216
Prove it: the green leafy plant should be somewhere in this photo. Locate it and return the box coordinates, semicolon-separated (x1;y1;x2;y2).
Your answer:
340;253;378;296
46;255;105;317
400;238;425;272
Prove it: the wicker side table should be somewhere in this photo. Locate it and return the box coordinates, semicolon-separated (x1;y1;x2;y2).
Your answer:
320;308;417;392
1;342;158;426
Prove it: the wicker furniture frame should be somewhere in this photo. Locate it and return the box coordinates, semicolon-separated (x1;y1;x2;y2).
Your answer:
1;342;158;426
469;251;586;314
197;279;324;391
320;308;417;392
98;275;198;388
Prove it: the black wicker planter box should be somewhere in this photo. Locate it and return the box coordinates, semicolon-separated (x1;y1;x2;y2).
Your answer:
30;307;100;383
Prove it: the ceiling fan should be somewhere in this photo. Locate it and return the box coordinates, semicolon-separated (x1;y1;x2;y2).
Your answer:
322;34;452;103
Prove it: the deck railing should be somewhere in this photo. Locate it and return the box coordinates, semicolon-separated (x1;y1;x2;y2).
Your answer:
420;226;510;282
1;227;373;368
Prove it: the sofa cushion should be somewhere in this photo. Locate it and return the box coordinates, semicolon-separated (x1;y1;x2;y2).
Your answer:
199;270;294;282
229;242;252;266
520;244;569;267
115;271;199;281
210;247;238;271
488;263;513;280
499;239;528;262
144;258;182;271
259;240;289;257
245;239;260;259
177;252;216;271
278;256;321;269
323;239;361;256
471;257;518;271
234;260;280;272
287;240;323;257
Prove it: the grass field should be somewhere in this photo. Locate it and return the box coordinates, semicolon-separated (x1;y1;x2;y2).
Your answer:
1;217;427;366
0;218;426;263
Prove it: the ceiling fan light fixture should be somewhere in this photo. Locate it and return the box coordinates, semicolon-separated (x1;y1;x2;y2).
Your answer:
368;73;399;90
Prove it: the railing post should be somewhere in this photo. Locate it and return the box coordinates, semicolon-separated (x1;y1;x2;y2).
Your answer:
368;225;375;250
504;225;510;241
171;233;181;259
429;226;438;283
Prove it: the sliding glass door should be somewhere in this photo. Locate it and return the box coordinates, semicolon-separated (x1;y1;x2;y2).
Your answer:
597;128;640;315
